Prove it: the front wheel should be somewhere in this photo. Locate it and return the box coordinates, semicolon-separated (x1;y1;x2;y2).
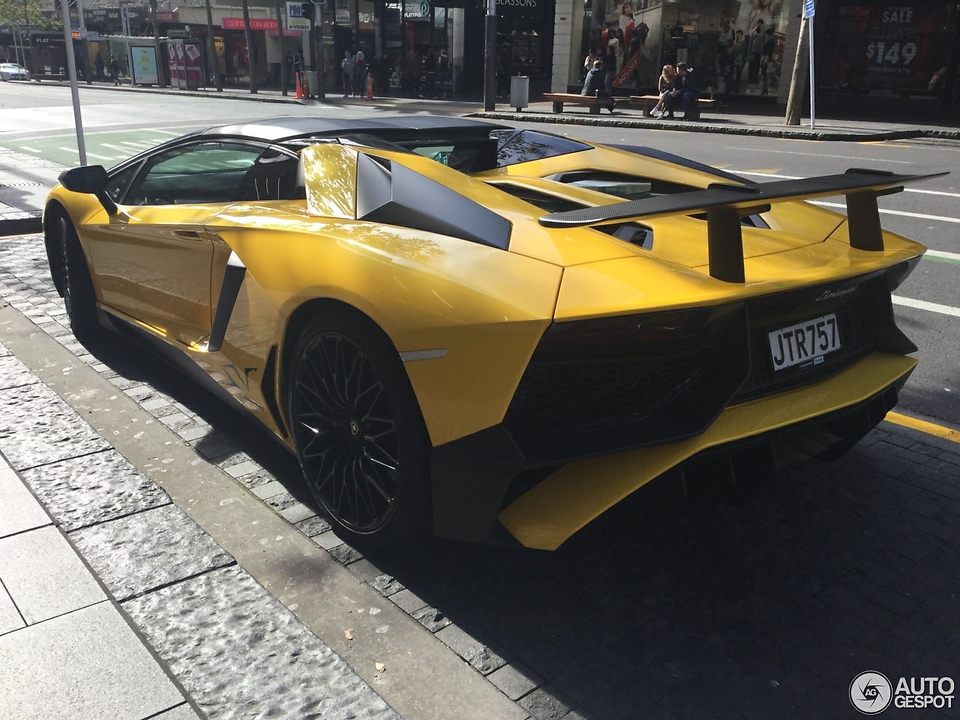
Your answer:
286;309;431;549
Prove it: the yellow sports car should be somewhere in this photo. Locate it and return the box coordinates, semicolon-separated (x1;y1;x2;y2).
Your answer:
43;116;940;551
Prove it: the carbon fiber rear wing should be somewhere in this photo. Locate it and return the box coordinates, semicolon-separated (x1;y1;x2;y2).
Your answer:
539;169;946;283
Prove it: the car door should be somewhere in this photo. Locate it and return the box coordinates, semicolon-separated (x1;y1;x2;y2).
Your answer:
82;141;266;347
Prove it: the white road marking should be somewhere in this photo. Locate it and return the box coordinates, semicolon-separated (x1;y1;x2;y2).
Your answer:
84;151;116;161
102;143;141;154
732;171;960;198
726;147;913;164
18;146;41;153
892;296;960;318
57;146;79;156
810;200;960;224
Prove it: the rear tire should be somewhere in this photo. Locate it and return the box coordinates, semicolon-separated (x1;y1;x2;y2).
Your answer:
286;308;431;549
57;212;99;337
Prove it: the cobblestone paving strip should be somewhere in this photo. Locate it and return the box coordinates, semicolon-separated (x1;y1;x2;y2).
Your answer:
3;231;960;720
0;382;111;469
71;504;236;601
0;353;39;390
20;450;171;532
124;566;401;720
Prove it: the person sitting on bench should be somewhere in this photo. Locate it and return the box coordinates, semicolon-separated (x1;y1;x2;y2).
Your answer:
581;59;615;113
651;63;677;117
665;62;699;119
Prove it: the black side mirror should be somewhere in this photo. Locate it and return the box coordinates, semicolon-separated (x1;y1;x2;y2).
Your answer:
58;165;118;215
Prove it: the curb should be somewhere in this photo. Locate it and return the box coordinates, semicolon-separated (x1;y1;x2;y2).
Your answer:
470;111;960;142
0;212;43;238
37;79;305;105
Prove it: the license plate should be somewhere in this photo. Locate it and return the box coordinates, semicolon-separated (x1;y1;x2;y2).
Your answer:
768;313;841;371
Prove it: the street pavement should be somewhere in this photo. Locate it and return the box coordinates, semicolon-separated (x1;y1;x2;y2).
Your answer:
1;86;960;719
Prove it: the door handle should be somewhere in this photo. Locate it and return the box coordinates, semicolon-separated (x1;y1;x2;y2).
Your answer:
174;230;203;241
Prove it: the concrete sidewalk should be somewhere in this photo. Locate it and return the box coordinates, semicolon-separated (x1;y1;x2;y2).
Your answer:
0;428;201;720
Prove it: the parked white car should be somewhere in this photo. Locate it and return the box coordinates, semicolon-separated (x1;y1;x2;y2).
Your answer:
0;63;31;81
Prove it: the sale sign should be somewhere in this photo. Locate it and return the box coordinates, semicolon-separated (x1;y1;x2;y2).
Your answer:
825;1;956;91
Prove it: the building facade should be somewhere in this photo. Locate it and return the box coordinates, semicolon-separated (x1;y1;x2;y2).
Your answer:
4;0;956;118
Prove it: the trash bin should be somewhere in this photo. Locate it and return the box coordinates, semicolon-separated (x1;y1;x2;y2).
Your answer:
305;70;319;97
510;75;529;112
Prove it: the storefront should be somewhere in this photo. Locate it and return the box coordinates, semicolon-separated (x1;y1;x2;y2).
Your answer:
464;0;556;96
571;0;789;95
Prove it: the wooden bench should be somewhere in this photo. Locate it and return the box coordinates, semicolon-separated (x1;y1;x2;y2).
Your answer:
542;92;615;115
630;94;716;120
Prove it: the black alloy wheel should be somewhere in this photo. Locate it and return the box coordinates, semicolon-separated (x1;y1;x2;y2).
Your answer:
57;212;99;337
288;310;430;547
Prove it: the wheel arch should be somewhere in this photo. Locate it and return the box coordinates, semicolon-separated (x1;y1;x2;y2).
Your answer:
277;297;427;442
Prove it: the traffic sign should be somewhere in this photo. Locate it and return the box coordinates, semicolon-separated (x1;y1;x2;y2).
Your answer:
803;0;815;19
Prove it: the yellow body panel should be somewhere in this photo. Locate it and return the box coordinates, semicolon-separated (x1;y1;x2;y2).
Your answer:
555;229;924;320
208;206;561;446
499;353;917;550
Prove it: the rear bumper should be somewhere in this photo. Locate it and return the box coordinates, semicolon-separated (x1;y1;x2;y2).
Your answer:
431;352;916;550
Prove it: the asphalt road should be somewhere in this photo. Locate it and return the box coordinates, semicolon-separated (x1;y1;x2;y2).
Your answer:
1;82;958;427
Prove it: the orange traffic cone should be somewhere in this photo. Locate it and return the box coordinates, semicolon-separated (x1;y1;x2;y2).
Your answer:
366;73;374;100
295;73;303;99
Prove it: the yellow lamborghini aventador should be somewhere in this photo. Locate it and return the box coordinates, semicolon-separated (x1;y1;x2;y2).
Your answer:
43;116;940;550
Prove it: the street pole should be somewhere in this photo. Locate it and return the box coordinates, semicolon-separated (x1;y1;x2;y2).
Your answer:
315;2;324;99
808;16;816;129
23;0;33;75
150;0;166;87
784;14;809;126
241;0;257;93
275;0;287;95
205;0;222;90
59;0;87;165
483;0;495;111
76;0;92;85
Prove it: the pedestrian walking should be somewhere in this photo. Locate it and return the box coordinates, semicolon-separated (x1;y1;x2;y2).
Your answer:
353;51;367;97
109;56;121;85
284;50;294;91
293;50;304;90
341;51;355;97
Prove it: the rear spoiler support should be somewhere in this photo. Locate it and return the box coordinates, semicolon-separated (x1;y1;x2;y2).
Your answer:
539;168;946;284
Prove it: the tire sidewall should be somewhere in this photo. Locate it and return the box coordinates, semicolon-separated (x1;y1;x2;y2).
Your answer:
57;211;99;336
287;307;431;548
